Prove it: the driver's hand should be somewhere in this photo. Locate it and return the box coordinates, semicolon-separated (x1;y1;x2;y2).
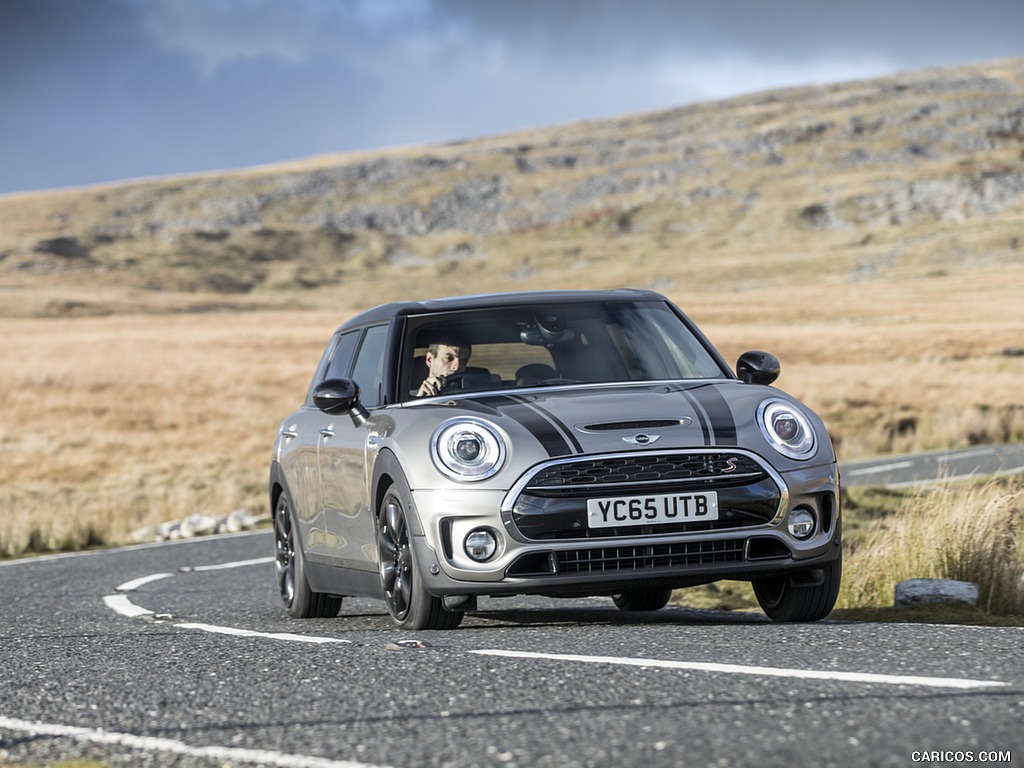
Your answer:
416;374;446;397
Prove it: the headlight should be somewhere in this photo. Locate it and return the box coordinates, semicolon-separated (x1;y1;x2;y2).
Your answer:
431;418;507;481
757;399;817;460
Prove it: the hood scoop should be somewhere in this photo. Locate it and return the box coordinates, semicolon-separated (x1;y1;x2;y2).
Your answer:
579;419;685;433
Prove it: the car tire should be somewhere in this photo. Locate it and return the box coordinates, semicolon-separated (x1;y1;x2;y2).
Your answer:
274;494;342;619
752;556;842;622
612;588;673;612
377;484;463;630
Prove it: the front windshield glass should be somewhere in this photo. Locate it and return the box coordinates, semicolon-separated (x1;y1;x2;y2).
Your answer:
399;300;727;400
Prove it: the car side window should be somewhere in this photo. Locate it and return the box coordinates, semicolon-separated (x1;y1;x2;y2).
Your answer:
323;330;361;381
350;325;389;408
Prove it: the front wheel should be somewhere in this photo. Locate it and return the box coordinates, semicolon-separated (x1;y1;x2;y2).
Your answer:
377;485;462;630
612;588;673;612
274;494;342;618
752;556;842;622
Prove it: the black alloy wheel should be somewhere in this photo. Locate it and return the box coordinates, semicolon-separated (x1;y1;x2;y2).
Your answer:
377;485;462;630
274;494;342;619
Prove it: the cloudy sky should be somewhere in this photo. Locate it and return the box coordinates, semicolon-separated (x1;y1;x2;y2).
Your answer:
2;0;1023;195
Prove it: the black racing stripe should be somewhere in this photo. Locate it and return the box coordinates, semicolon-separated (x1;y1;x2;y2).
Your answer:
688;386;738;445
512;397;584;454
675;388;712;446
471;395;575;457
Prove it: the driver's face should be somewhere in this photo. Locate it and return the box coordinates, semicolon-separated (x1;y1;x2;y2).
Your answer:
427;344;469;377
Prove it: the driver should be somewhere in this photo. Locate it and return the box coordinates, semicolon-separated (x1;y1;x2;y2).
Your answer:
416;340;471;397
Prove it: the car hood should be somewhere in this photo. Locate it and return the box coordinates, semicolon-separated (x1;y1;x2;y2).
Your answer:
447;380;830;461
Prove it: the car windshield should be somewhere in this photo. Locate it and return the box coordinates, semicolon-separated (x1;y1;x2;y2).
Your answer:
399;300;727;400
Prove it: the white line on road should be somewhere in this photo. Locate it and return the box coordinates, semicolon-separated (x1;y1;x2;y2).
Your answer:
103;594;154;618
103;559;350;644
937;448;997;462
184;556;274;571
115;573;174;592
0;716;387;768
175;622;352;644
469;649;1009;690
844;461;914;476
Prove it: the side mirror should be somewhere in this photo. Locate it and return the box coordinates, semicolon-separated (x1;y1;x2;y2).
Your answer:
312;378;369;426
736;350;780;386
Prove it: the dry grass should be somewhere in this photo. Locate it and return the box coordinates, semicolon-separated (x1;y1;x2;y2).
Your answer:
1;263;1021;560
836;476;1024;615
0;311;339;555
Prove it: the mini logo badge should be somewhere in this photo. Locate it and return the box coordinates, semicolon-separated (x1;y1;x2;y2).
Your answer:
623;433;660;446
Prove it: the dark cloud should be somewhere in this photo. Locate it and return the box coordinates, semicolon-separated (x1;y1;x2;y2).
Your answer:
1;0;1022;194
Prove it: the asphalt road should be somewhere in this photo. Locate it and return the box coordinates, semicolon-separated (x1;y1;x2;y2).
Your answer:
841;443;1024;488
1;530;1021;768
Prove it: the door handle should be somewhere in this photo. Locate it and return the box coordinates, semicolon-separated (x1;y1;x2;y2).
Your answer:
319;428;335;438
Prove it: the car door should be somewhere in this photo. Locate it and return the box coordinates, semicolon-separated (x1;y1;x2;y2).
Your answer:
282;330;362;561
317;324;389;570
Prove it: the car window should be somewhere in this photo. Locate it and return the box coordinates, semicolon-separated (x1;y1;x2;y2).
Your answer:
399;301;726;401
350;325;389;408
323;330;361;381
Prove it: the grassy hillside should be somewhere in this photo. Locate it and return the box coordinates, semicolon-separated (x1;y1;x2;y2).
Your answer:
1;57;1022;317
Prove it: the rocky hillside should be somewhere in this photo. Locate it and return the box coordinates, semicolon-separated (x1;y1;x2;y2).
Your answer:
1;57;1022;317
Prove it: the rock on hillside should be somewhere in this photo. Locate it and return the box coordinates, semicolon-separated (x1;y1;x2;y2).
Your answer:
1;57;1022;316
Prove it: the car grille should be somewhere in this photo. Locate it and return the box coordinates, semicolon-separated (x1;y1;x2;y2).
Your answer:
525;452;764;491
557;539;746;573
504;538;749;577
508;450;782;540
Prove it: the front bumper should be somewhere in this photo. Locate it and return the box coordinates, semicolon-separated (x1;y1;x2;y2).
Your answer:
410;449;841;598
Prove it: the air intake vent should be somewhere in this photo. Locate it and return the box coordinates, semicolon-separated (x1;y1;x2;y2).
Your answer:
583;419;682;431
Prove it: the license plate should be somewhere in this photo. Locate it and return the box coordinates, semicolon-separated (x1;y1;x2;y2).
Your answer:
587;491;719;529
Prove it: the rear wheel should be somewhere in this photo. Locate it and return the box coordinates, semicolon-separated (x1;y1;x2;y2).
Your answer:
377;485;462;630
752;556;842;622
274;494;342;618
612;588;673;612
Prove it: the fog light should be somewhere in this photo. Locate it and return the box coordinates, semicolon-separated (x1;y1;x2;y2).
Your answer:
464;529;498;562
787;508;816;540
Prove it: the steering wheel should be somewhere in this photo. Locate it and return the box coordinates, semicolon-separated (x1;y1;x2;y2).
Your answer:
438;371;468;392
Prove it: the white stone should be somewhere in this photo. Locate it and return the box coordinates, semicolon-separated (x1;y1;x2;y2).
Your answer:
894;578;979;607
178;513;219;538
155;521;180;541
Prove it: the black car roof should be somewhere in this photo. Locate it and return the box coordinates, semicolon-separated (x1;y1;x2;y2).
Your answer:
336;288;669;331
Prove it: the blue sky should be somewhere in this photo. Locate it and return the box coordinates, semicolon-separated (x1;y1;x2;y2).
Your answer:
2;0;1023;195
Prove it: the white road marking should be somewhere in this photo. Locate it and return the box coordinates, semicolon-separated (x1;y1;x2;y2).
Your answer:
844;460;914;476
938;447;996;462
469;649;1009;690
0;716;388;768
116;573;174;592
184;556;274;571
175;622;351;644
103;594;154;618
103;558;349;644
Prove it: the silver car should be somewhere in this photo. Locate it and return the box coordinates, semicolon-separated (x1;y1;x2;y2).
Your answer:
269;290;841;629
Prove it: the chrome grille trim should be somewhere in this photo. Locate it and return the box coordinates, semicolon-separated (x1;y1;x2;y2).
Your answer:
525;471;764;494
500;449;790;538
